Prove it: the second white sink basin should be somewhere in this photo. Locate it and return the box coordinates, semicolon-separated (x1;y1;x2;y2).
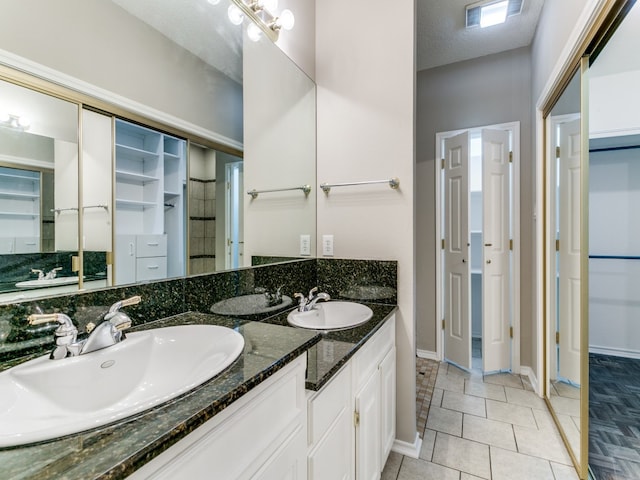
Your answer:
0;324;244;447
287;301;373;330
15;276;80;288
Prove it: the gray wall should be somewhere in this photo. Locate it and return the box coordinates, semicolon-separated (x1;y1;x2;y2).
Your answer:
415;47;534;367
0;0;243;143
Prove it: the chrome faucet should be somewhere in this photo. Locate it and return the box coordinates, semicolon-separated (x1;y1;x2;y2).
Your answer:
30;267;62;281
27;296;141;360
294;287;330;312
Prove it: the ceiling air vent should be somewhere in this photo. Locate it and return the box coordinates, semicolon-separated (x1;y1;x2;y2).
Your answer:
466;0;523;28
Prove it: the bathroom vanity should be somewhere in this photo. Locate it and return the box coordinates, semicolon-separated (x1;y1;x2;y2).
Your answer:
0;303;396;479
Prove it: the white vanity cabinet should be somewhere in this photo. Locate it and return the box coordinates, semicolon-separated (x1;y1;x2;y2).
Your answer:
306;315;396;480
129;355;308;480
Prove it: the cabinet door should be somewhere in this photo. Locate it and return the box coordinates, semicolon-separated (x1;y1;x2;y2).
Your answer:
379;347;396;466
355;371;381;480
253;424;307;480
136;256;167;281
309;404;353;480
115;235;136;285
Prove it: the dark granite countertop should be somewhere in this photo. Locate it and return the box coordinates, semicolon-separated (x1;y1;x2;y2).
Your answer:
0;302;397;479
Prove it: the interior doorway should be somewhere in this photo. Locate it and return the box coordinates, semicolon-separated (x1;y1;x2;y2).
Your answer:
435;121;521;374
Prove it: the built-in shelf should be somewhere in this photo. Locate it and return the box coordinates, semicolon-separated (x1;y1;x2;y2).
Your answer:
115;199;158;209
0;172;40;182
115;143;160;162
116;170;160;184
0;211;40;218
0;192;39;200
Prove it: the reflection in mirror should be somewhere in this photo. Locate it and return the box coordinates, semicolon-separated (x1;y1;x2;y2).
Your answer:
546;68;582;465
0;0;316;303
587;3;640;478
0;78;80;301
188;144;243;274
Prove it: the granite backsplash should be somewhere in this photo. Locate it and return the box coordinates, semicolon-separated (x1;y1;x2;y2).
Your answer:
0;258;397;369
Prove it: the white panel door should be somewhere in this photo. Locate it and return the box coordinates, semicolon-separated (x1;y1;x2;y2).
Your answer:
444;132;471;370
558;118;582;385
481;129;511;372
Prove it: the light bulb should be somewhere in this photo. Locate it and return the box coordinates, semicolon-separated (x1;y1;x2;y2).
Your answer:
275;9;294;30
227;4;244;25
247;22;262;41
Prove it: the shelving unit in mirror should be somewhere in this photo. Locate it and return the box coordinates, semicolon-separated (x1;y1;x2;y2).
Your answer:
114;120;186;285
0;167;40;254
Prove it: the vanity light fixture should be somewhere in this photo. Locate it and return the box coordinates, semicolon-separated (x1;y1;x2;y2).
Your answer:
0;112;30;131
466;0;523;28
226;0;294;41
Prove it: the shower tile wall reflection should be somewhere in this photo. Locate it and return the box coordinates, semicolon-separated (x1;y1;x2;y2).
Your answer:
189;177;216;275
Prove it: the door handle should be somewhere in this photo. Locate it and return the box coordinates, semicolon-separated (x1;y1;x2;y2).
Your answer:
484;243;492;247
462;259;466;263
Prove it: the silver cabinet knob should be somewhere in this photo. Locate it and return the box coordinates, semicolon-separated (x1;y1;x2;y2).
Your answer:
486;259;492;264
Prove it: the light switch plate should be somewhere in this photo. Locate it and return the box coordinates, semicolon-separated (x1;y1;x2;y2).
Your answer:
322;235;334;256
300;234;311;256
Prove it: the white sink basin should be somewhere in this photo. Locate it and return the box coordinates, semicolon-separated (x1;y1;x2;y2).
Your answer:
287;301;373;330
0;324;244;447
15;276;80;288
211;294;293;317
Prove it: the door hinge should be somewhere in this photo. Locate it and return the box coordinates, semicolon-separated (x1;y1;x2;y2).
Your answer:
509;239;513;251
354;410;360;427
509;326;514;339
441;158;445;169
441;238;445;250
509;151;513;163
556;239;560;252
556;332;560;344
442;319;445;330
556;146;561;158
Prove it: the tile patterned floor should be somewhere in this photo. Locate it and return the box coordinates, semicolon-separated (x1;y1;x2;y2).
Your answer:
589;353;640;480
383;360;580;480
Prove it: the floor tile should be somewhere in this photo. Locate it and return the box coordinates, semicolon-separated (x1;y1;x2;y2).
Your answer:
490;446;555;480
381;451;403;480
432;387;444;407
419;428;436;461
483;372;524;389
550;461;580;480
549;394;581;417
504;386;547;410
486;399;537;428
435;372;465;393
426;406;463;436
513;423;574;465
461;474;486;480
463;413;517;451
442;390;487;417
465;379;507;401
397;456;460;480
433;432;491;479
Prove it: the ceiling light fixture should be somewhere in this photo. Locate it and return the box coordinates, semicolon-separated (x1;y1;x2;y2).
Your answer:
466;0;523;29
225;0;294;41
0;113;30;132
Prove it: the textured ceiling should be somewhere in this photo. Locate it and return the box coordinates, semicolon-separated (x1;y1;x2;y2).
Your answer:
110;0;243;83
417;0;545;72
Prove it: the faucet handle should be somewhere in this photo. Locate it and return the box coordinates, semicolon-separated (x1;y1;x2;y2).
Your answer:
27;313;77;344
30;268;44;279
27;313;60;326
308;287;318;298
108;295;141;313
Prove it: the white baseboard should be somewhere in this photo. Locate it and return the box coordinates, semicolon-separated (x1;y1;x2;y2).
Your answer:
520;366;540;395
589;345;640;359
391;432;422;459
416;349;439;361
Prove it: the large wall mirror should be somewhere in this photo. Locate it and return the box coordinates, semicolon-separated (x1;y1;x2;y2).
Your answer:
0;0;316;303
544;1;638;478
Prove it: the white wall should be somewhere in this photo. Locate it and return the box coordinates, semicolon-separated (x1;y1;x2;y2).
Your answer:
315;0;416;446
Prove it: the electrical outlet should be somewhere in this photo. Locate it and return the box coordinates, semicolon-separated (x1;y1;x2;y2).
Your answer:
300;234;311;256
322;235;334;256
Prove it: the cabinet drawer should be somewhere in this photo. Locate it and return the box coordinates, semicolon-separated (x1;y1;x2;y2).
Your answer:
136;234;167;257
136;257;167;281
308;361;351;446
14;237;39;253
